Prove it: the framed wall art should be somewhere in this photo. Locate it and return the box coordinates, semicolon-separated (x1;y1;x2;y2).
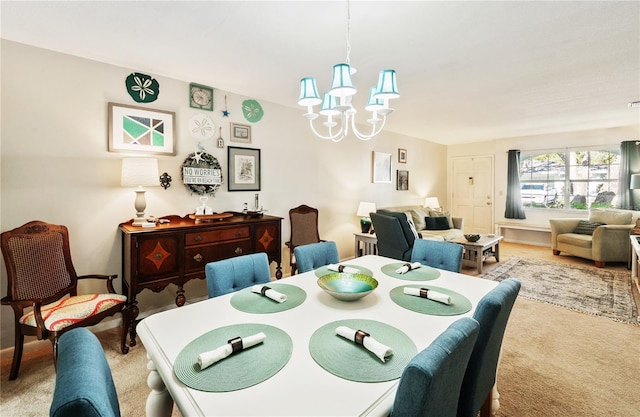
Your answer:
372;151;392;183
398;148;407;163
108;102;176;155
228;146;261;191
397;170;409;190
230;122;251;143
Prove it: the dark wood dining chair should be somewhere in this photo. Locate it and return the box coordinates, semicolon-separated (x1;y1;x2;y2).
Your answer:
285;204;324;274
1;221;129;380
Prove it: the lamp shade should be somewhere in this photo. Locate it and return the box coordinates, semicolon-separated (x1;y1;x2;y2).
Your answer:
357;202;377;217
374;69;399;99
121;158;159;187
298;77;322;106
365;86;384;112
424;197;440;209
320;93;340;116
631;174;640;189
329;63;357;97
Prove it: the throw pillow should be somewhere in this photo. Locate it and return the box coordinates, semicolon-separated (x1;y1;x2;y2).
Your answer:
573;220;604;235
425;216;450;230
428;210;454;229
409;208;429;231
404;212;420;239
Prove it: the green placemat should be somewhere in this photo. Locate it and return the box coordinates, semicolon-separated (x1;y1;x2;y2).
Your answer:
390;285;472;315
230;283;306;313
381;262;440;281
309;319;417;383
174;323;292;392
314;264;374;278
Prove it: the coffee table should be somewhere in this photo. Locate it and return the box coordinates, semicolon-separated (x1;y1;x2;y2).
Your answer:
452;235;504;274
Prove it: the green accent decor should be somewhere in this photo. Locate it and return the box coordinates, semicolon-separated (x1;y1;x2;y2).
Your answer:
242;99;263;122
125;72;159;103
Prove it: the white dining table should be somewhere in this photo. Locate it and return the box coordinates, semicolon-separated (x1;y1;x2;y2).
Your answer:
137;254;499;417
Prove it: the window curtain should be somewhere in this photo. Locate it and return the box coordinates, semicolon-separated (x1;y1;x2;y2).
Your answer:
618;140;640;210
505;149;526;219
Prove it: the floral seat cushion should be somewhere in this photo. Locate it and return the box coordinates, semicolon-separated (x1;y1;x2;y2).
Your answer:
19;294;127;331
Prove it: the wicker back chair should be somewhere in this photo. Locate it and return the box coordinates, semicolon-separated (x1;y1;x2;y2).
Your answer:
1;221;129;380
285;205;323;275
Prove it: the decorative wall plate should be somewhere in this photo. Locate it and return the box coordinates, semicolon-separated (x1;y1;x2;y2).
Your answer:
181;152;223;196
126;72;159;103
188;115;216;140
242;99;263;122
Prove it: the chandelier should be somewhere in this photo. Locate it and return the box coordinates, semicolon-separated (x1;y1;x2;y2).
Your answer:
297;1;399;142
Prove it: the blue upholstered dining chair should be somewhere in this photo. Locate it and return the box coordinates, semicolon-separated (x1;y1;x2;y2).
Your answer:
411;239;464;272
50;328;120;417
293;241;339;274
390;317;480;417
205;252;271;298
457;278;521;417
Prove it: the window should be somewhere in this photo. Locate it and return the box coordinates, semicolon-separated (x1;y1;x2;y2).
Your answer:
520;148;620;210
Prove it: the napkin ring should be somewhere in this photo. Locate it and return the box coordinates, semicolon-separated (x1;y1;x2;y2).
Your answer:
403;262;412;270
354;330;370;346
260;286;271;296
228;336;243;353
419;288;429;298
338;265;345;272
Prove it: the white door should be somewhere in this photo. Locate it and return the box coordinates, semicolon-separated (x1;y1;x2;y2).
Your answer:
451;156;494;234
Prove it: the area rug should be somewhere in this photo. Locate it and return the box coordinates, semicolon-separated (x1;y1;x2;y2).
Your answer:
479;257;639;325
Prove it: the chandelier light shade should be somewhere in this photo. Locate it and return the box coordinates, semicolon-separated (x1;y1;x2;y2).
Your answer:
297;1;399;142
630;174;640;189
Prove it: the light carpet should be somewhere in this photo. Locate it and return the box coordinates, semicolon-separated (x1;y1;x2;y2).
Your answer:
480;256;639;325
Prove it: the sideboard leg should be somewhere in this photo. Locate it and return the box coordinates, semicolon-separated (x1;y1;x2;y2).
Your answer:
145;355;174;417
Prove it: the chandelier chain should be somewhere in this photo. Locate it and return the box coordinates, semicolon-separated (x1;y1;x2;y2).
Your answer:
345;0;351;65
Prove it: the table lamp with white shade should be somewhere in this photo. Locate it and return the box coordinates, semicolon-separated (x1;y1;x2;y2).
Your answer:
356;202;376;233
121;158;160;226
424;197;441;211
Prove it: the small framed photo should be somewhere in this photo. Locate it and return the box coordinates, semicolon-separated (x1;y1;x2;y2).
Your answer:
108;102;176;155
372;151;392;183
397;170;409;190
228;146;261;191
230;122;251;143
398;148;407;163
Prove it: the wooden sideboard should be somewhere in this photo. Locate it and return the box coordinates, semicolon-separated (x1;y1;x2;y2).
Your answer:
119;213;282;345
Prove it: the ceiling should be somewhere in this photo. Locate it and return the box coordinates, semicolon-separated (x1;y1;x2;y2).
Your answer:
1;1;639;145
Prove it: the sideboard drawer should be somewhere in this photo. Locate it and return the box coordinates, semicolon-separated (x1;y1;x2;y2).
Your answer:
184;240;252;271
185;226;250;245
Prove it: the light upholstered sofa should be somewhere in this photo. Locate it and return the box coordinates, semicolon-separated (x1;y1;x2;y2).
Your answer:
549;208;639;267
380;205;464;241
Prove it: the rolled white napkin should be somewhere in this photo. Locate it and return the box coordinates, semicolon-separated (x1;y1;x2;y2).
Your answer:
251;285;287;303
335;326;394;363
395;262;422;274
403;287;451;305
327;264;360;274
196;332;266;370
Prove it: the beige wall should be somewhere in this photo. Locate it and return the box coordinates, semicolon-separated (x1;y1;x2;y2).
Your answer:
0;40;447;349
447;127;639;230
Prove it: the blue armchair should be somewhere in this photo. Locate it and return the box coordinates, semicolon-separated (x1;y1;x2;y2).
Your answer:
293;241;340;273
457;278;521;417
50;328;120;417
411;239;464;272
205;252;271;298
391;317;480;417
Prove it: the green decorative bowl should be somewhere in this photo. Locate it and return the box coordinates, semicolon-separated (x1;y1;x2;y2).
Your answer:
464;234;481;242
317;273;378;301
